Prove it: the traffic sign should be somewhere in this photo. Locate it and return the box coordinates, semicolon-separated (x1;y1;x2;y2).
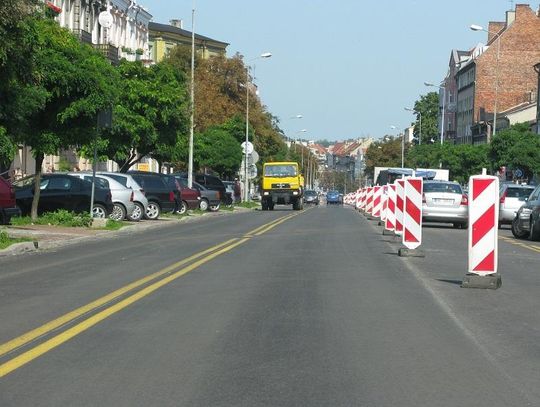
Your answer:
98;11;113;28
251;150;260;164
241;141;254;155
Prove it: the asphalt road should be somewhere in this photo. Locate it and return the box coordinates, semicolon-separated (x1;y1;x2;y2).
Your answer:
0;205;539;406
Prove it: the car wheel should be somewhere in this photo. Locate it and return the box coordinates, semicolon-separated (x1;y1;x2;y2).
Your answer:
177;200;188;215
128;202;144;222
529;217;540;241
92;204;107;219
145;201;161;220
199;199;209;211
110;203;126;221
209;203;220;212
511;217;528;239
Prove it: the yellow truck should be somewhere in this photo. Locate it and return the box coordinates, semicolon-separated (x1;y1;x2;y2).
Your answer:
261;161;304;210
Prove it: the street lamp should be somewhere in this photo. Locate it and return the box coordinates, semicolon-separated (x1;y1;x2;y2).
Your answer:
390;125;404;169
187;2;196;188
424;82;446;145
404;107;422;145
470;24;502;139
244;52;272;202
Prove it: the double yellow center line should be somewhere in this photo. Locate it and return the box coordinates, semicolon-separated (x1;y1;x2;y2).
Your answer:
500;235;540;254
0;211;301;378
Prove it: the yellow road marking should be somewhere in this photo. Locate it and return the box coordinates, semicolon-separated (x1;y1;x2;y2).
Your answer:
0;238;249;378
0;238;238;358
499;236;540;254
0;212;300;376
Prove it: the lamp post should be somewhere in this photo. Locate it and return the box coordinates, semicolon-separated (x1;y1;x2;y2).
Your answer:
285;114;303;152
187;1;196;188
244;52;272;202
404;107;422;145
390;125;404;168
470;24;501;139
424;82;446;145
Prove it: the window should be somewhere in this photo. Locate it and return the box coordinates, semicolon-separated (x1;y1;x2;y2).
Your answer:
46;177;72;191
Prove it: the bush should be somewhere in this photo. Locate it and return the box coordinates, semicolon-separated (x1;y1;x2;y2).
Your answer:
10;210;93;227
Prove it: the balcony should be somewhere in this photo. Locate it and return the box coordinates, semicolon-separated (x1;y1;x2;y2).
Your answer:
93;44;119;66
72;29;92;45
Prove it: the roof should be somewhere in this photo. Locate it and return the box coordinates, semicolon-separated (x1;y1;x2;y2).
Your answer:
149;22;229;46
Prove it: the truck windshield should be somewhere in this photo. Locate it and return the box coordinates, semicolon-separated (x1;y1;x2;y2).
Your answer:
264;165;297;177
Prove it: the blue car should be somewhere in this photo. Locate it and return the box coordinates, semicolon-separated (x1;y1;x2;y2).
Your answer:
326;190;342;205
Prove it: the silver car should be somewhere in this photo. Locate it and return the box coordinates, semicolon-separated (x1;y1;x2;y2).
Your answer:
499;183;534;226
68;173;136;221
422;180;468;228
97;172;149;222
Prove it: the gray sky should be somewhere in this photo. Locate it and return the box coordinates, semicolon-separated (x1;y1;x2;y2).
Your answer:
144;0;520;141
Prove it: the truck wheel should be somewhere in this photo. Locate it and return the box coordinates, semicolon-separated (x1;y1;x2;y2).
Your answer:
269;203;274;211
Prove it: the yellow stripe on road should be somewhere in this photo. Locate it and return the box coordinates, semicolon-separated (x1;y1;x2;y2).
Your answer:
0;212;300;377
500;236;540;254
0;238;249;378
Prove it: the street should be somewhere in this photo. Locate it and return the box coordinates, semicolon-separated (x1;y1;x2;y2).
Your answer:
0;206;539;406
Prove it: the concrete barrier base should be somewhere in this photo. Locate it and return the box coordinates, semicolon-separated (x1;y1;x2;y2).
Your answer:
398;248;425;258
461;273;502;289
382;229;395;236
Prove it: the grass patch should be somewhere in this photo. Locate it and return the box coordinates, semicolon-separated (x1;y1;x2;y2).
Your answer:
104;219;125;230
0;230;32;250
10;209;93;227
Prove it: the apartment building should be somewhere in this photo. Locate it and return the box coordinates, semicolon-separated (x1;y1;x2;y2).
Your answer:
454;4;540;144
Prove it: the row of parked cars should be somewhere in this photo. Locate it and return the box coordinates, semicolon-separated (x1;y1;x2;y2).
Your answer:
0;171;234;224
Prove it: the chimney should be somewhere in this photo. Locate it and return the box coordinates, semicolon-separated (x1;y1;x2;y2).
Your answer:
506;10;516;26
169;19;183;29
487;21;505;43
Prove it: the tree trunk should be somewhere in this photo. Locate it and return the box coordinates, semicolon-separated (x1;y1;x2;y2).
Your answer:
31;152;44;221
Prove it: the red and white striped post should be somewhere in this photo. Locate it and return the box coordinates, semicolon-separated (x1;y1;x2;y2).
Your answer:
384;184;396;232
372;186;383;219
462;174;502;289
394;179;405;236
380;185;388;223
399;177;425;257
365;187;374;215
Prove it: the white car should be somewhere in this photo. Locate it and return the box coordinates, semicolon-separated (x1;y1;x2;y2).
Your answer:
97;172;149;222
68;173;136;221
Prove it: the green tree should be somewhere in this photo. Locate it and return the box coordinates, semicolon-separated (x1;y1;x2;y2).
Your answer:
195;127;242;177
97;61;189;172
411;92;439;144
4;16;119;219
364;136;405;180
490;123;540;180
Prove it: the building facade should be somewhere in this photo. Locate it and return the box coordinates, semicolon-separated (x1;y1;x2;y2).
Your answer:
149;20;228;63
455;4;540;144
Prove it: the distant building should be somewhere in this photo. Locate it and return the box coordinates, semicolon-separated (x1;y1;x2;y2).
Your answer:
149;20;228;63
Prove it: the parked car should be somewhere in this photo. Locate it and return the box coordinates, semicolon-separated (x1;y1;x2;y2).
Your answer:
251;190;261;201
303;190;320;205
422;180;468;228
192;181;221;211
499;183;534;227
68;173;136;221
128;171;178;219
14;174;113;218
179;173;229;205
173;177;201;214
511;183;540;240
326;190;342;205
0;175;21;224
97;172;149;222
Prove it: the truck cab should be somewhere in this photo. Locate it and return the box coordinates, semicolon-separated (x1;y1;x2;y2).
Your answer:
261;162;304;210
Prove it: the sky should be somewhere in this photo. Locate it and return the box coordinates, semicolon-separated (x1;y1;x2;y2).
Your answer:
143;0;522;142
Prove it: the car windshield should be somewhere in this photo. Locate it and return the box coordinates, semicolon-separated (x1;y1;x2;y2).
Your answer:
264;165;297;177
424;183;462;194
506;187;534;198
305;190;317;196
